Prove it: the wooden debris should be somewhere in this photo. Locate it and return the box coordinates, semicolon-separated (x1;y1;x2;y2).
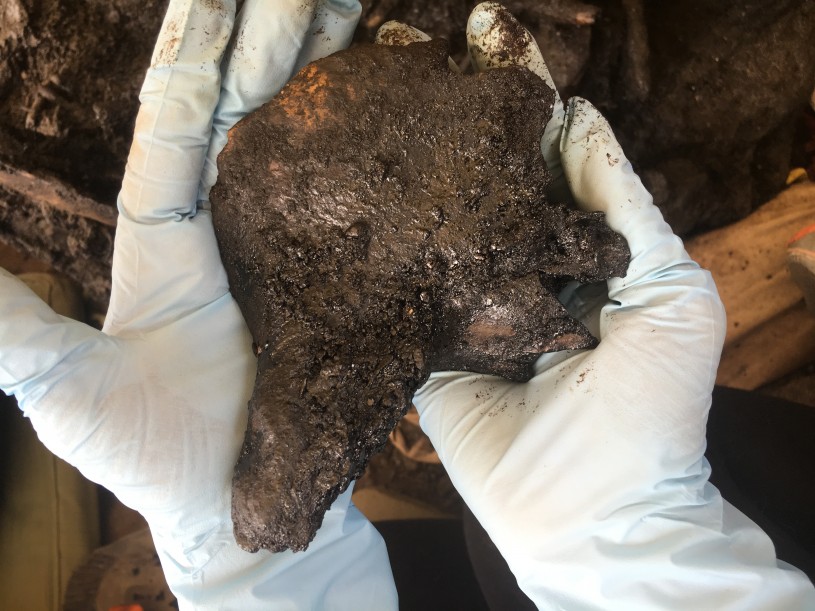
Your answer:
0;162;115;310
686;182;815;390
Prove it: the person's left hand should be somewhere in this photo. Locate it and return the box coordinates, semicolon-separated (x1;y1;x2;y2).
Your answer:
0;1;397;608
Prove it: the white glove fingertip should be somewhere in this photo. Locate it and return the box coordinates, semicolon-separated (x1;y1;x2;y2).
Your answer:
375;20;431;46
467;3;558;97
467;2;565;189
375;21;460;73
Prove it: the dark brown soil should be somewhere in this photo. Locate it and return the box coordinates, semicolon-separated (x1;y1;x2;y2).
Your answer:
211;40;629;552
581;0;815;234
0;0;168;203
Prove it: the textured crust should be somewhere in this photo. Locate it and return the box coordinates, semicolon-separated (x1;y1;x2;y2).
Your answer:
210;40;630;552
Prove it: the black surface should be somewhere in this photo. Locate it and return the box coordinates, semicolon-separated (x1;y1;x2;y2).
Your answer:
707;386;815;581
375;519;490;611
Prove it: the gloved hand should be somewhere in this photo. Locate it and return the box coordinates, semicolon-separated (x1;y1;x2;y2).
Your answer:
408;3;815;608
0;1;397;608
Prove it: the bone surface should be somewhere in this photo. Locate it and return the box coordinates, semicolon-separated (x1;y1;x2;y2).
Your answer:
210;40;629;552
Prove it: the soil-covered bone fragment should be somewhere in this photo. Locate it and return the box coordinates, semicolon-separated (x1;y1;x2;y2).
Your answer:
210;40;630;553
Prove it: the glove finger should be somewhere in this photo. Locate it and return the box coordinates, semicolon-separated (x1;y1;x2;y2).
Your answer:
375;20;431;45
199;0;361;200
560;97;685;272
289;0;362;77
467;2;559;96
120;0;235;224
561;97;725;359
466;2;567;199
104;213;233;335
107;0;237;332
375;20;461;73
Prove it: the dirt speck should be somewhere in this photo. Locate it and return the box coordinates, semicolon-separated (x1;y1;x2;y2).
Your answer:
153;18;181;68
489;3;535;65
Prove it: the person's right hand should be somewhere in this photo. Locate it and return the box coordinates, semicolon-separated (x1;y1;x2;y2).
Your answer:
395;3;815;608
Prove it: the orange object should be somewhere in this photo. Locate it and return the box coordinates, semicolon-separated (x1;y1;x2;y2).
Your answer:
789;223;815;245
108;606;143;611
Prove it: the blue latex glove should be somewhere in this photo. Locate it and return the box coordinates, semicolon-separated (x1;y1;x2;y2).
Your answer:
408;3;815;608
0;1;397;608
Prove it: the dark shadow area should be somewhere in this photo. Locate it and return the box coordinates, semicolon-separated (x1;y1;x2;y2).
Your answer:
374;519;490;611
0;393;15;511
708;386;815;581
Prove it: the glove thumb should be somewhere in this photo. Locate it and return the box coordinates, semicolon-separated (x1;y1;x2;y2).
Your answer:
561;97;673;263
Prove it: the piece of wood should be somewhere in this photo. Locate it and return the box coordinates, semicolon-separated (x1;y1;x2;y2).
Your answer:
513;0;601;25
0;162;115;310
686;181;815;389
716;302;815;391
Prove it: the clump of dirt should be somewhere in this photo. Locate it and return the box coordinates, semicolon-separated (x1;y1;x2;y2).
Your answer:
211;39;629;552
